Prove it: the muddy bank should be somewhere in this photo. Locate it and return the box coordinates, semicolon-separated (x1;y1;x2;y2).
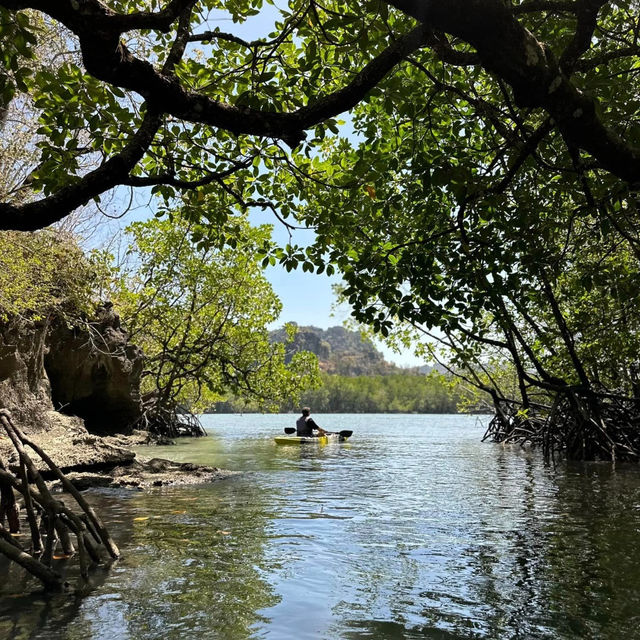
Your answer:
0;415;235;491
63;430;237;489
63;457;238;490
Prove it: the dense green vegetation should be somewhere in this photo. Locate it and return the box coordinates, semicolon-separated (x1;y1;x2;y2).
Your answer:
301;373;460;413
0;229;95;323
215;372;460;414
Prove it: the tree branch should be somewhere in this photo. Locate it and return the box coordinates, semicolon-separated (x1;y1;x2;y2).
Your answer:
559;0;608;72
1;0;198;34
0;110;162;230
2;2;430;149
384;0;640;184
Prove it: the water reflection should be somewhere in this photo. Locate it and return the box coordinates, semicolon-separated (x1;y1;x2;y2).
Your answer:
1;415;640;639
541;462;640;638
0;477;282;639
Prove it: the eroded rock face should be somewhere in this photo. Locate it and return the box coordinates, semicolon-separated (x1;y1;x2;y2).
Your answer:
0;308;142;471
44;303;144;435
0;319;52;432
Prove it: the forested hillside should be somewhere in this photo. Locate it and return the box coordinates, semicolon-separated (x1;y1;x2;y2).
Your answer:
269;324;430;377
211;325;459;414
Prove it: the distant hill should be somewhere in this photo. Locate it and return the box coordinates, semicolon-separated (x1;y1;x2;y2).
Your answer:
269;324;431;377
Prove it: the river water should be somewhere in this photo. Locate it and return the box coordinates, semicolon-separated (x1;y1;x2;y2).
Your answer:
1;414;640;639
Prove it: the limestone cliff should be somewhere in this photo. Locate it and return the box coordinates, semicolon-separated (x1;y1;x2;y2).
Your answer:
0;305;143;473
0;318;51;431
45;303;144;436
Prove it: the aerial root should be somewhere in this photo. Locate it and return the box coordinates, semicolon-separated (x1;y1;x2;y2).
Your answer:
483;391;640;462
0;409;119;590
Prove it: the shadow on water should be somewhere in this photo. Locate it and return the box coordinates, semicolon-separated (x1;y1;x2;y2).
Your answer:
337;617;477;640
1;415;640;639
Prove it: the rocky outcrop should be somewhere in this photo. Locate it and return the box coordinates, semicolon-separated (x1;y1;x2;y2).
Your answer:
0;410;135;473
0;305;144;473
0;319;52;432
63;457;236;490
44;302;144;435
270;324;400;376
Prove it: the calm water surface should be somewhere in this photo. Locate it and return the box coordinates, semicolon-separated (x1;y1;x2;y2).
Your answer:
1;414;640;639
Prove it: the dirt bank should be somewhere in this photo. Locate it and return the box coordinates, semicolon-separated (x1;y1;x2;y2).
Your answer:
63;457;238;490
0;414;235;490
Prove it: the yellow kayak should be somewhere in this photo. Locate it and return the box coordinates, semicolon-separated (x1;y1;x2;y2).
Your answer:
274;432;351;445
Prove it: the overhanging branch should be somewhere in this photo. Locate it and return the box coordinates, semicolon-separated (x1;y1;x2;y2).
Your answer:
384;0;640;184
0;110;162;231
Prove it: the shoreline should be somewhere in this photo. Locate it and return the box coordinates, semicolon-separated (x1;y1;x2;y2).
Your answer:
1;419;236;491
61;455;238;491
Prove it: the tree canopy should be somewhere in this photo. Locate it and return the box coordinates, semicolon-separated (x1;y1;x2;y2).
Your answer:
216;371;461;413
0;1;638;231
0;229;96;322
108;214;319;432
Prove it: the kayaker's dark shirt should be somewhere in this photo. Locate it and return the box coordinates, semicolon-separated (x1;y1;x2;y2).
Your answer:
296;415;318;436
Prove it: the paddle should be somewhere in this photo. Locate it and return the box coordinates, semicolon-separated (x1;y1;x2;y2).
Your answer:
283;427;352;439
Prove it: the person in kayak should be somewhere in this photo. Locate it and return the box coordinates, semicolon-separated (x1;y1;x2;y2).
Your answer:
296;407;327;437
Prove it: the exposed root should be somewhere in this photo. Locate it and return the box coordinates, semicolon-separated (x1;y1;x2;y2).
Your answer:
135;400;206;439
0;409;120;591
483;391;640;462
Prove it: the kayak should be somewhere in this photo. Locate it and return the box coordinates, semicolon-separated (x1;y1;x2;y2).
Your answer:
274;433;349;445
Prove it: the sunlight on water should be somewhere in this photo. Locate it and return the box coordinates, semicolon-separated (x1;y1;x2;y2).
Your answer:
1;414;640;639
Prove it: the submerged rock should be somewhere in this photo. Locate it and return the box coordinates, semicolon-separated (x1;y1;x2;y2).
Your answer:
63;456;237;489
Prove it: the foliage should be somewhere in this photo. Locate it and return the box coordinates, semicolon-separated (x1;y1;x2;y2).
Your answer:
108;213;319;427
0;1;639;233
2;2;640;457
0;7;37;112
214;371;462;414
0;229;96;322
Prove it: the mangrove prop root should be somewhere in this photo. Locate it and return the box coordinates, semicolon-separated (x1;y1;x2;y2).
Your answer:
0;535;64;591
0;525;24;550
42;513;56;566
54;520;75;556
19;458;42;554
483;390;640;462
137;402;206;439
18;431;120;560
0;458;20;533
0;409;120;590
